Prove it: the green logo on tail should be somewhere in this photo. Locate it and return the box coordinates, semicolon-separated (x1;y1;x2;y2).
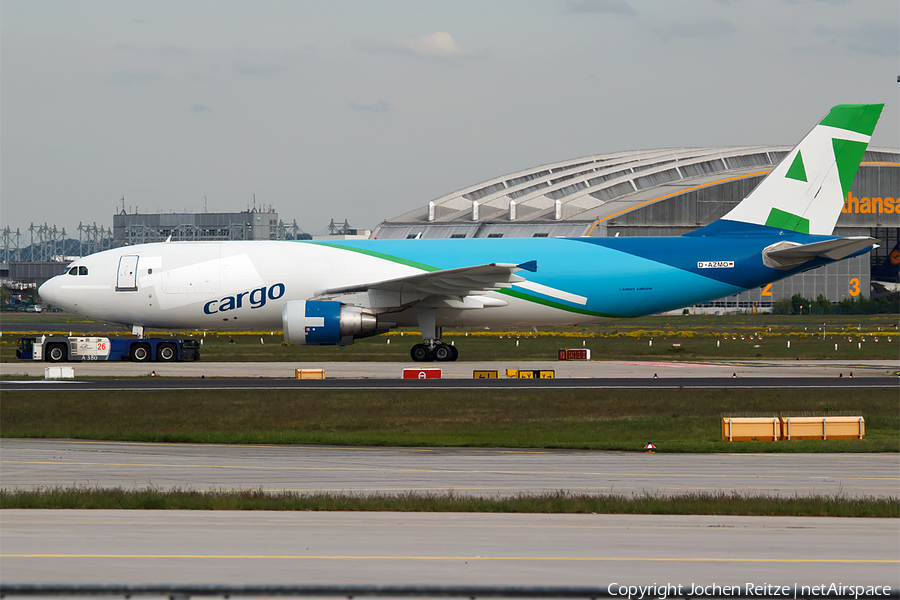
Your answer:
785;151;807;182
765;207;810;234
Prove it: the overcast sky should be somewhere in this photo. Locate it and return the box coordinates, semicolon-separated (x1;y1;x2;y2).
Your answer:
2;0;897;236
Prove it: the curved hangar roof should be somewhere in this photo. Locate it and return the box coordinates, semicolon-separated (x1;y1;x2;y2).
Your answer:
373;146;899;239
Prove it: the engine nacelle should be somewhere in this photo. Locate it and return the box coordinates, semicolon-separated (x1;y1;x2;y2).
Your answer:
282;300;381;345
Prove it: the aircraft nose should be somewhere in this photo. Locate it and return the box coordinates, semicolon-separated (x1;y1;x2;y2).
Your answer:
38;277;58;307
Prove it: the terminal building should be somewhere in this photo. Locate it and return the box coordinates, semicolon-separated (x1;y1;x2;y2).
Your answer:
112;207;297;247
374;145;900;310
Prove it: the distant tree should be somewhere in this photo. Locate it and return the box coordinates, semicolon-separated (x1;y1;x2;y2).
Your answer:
23;288;40;306
836;294;899;315
790;293;808;315
772;297;793;315
813;294;833;315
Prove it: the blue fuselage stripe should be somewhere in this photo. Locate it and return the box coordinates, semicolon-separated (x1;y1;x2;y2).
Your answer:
306;233;840;317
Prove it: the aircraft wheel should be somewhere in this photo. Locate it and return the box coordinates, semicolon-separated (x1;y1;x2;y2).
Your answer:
130;343;151;362
157;343;177;362
410;344;433;362
433;344;454;362
449;345;459;362
46;344;67;363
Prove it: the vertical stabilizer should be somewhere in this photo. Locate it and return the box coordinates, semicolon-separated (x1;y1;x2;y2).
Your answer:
718;104;883;235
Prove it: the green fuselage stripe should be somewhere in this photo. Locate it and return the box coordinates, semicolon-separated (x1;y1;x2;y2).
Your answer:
499;288;623;319
305;241;441;272
301;241;624;318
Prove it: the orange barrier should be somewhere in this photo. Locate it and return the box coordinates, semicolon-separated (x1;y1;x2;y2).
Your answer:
721;417;780;442
295;369;324;380
722;416;865;441
781;416;865;440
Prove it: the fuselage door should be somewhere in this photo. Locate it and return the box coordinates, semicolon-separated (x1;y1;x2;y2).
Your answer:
116;255;139;291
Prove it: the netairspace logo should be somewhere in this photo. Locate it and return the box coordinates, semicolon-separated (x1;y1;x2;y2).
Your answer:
606;583;894;599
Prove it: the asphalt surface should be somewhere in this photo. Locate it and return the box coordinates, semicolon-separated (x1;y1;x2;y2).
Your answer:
2;375;897;392
2;349;898;590
3;358;898;391
3;439;897;498
1;510;898;586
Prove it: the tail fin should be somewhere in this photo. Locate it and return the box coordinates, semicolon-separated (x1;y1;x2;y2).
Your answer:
717;103;883;235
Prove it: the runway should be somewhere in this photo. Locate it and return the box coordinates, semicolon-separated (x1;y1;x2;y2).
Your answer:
2;439;897;497
3;441;898;588
2;376;897;392
2;510;898;586
2;359;897;392
4;359;898;379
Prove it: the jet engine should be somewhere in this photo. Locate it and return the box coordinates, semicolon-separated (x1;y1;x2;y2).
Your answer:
282;300;384;345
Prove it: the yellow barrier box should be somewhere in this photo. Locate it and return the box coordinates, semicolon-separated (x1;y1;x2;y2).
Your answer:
295;368;324;380
506;369;519;378
517;370;534;379
473;370;499;379
781;416;865;440
721;417;780;442
538;370;555;379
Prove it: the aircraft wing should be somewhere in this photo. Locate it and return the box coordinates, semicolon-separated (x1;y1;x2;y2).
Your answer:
315;261;537;309
763;237;878;269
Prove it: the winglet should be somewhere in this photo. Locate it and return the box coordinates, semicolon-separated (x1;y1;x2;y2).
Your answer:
516;260;538;272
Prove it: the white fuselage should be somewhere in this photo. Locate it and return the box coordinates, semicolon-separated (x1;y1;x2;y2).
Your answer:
38;240;602;331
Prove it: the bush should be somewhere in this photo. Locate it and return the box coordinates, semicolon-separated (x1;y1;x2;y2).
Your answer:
772;298;793;315
773;292;897;315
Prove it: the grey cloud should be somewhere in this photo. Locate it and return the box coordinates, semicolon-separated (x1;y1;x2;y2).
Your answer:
815;21;899;57
349;100;390;113
103;70;162;85
157;45;192;59
190;104;211;113
231;60;288;75
561;0;636;15
780;0;848;5
655;19;737;42
355;32;467;59
230;49;299;75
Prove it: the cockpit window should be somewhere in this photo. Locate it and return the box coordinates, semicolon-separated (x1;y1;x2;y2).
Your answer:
79;266;88;276
68;267;78;275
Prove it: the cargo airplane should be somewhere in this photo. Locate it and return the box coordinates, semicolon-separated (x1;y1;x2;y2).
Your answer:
39;104;883;362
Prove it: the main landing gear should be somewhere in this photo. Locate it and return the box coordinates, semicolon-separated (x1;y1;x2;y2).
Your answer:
410;310;458;362
410;341;458;362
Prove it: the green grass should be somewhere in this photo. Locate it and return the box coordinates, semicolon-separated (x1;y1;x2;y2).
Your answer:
1;488;896;516
2;388;896;452
2;314;897;362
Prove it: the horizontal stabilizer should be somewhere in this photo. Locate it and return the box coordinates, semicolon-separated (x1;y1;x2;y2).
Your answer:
517;260;538;273
762;237;878;270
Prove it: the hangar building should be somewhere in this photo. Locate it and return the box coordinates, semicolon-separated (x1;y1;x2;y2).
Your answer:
374;146;899;311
